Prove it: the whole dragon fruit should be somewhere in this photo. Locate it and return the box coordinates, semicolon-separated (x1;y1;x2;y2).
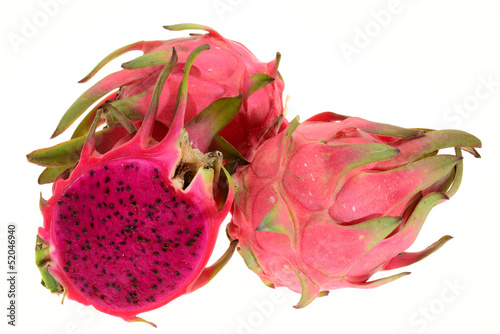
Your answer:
32;46;237;326
51;23;285;159
227;112;481;308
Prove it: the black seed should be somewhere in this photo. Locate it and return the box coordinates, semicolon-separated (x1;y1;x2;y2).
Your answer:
73;255;78;260
66;261;71;266
64;193;70;199
132;278;137;283
116;286;121;291
64;267;69;272
132;284;137;289
90;171;95;176
155;198;162;203
74;220;79;226
128;212;134;216
187;215;192;219
141;248;146;253
90;195;95;201
174;243;180;248
163;263;170;267
153;251;159;255
119;199;123;204
174;271;180;276
152;270;158;274
168;221;174;225
105;188;110;195
105;177;110;183
154;261;159;265
109;204;115;209
102;269;106;274
83;257;87;262
58;200;63;205
66;240;72;245
82;228;87;234
75;234;80;240
151;296;155;302
137;236;143;241
98;243;102;248
126;186;131;191
185;229;190;234
118;181;123;185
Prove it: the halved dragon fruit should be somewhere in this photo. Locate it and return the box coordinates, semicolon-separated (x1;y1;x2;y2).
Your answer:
33;45;237;326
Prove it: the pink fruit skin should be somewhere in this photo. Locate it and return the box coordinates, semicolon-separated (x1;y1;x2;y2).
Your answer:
79;26;286;158
227;112;481;307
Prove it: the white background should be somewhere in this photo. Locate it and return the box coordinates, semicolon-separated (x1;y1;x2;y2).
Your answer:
1;0;499;333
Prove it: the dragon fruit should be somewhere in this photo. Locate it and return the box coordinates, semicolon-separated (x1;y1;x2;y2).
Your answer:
227;112;481;308
33;46;237;326
50;23;285;159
